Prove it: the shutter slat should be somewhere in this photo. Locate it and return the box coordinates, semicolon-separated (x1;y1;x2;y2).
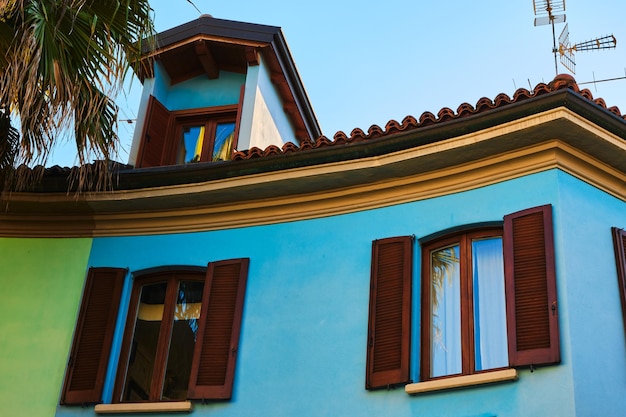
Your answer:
61;268;126;405
366;236;412;389
188;258;249;400
504;205;560;367
611;228;626;336
137;96;171;167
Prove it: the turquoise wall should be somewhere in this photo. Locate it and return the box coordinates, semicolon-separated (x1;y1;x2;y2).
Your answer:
52;169;626;417
145;61;245;112
555;174;626;416
163;71;244;111
0;238;92;417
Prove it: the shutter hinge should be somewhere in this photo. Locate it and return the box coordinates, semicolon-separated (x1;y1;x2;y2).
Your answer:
551;301;557;316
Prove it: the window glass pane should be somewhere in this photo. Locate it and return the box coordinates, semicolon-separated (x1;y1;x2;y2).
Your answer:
430;244;461;377
212;122;235;161
177;125;205;164
472;237;508;370
122;282;167;402
161;280;204;400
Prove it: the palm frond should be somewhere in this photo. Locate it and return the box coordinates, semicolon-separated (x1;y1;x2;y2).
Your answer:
0;0;155;192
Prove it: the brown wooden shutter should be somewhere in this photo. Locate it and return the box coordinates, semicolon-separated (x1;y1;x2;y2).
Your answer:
61;267;126;405
137;96;171;167
188;258;249;400
504;205;560;367
611;227;626;335
366;236;412;390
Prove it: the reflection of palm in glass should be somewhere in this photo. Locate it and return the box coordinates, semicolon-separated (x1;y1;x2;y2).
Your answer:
213;122;235;161
430;246;461;377
179;126;204;164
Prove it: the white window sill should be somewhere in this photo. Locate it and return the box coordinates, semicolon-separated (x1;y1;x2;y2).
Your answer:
405;368;518;395
94;401;193;414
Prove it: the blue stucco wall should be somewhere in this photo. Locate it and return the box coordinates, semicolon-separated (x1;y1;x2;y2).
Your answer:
54;169;626;417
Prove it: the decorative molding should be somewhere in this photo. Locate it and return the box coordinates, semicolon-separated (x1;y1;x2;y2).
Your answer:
405;369;518;395
94;401;192;414
1;108;625;238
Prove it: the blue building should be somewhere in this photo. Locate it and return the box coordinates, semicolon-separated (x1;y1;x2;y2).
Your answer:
1;15;625;417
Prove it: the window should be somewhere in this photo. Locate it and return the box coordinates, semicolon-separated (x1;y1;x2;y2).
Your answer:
612;227;626;335
421;229;508;380
366;205;560;390
175;117;236;164
61;258;249;405
137;96;240;168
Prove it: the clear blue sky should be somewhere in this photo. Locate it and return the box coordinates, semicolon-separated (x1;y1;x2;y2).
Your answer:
49;0;626;166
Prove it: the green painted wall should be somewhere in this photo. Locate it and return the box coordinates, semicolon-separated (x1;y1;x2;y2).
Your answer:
0;238;92;417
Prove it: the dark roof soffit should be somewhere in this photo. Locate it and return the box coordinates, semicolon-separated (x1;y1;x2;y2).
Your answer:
144;16;281;54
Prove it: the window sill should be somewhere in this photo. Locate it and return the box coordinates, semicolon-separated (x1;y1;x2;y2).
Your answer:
405;368;518;395
94;401;193;414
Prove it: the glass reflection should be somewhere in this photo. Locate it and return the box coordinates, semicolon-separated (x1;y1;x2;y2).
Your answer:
177;125;204;164
161;280;204;400
122;282;167;401
430;244;461;378
212;122;235;161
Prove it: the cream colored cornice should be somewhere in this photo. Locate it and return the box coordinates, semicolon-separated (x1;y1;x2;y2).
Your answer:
1;108;625;238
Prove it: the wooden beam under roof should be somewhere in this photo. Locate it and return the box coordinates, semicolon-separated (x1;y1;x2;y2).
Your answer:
194;40;220;79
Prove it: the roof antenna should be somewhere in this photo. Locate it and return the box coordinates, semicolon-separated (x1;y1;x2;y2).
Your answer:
532;0;566;76
532;1;617;75
557;24;616;74
186;0;202;15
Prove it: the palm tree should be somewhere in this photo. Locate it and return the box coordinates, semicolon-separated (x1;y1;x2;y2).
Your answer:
0;0;154;191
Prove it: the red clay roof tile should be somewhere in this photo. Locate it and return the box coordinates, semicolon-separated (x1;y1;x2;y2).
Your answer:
231;74;626;161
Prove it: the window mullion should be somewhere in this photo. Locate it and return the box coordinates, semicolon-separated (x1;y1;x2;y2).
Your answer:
149;276;179;402
460;235;474;375
201;121;216;162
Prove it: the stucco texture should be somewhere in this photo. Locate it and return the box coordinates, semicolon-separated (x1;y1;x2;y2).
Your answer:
0;238;92;417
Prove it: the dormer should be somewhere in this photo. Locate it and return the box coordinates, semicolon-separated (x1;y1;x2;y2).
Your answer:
128;15;321;168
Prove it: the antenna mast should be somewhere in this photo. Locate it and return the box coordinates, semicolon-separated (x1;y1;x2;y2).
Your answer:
533;0;566;75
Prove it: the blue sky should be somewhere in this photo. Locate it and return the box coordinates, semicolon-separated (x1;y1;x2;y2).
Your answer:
48;0;626;166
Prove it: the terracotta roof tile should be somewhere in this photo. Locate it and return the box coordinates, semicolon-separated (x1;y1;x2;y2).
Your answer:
28;74;626;180
230;73;626;161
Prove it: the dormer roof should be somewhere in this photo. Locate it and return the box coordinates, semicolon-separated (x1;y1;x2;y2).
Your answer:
135;15;321;142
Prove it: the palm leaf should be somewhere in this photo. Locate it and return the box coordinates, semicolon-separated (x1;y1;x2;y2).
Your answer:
0;0;154;192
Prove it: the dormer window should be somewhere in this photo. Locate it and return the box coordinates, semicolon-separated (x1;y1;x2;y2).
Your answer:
136;96;240;168
176;116;236;164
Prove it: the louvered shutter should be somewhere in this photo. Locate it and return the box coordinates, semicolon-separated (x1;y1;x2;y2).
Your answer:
61;267;126;405
504;205;560;367
611;228;626;334
188;258;249;400
137;96;171;167
366;236;412;390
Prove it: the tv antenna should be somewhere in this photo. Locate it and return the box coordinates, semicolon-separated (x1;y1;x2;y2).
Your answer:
532;0;566;75
557;24;617;74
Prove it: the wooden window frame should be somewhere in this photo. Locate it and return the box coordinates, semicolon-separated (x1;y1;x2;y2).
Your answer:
136;93;244;168
420;228;504;382
168;106;239;164
365;205;559;391
113;270;205;403
110;259;249;403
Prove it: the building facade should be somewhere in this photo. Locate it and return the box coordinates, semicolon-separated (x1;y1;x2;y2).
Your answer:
1;15;625;417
